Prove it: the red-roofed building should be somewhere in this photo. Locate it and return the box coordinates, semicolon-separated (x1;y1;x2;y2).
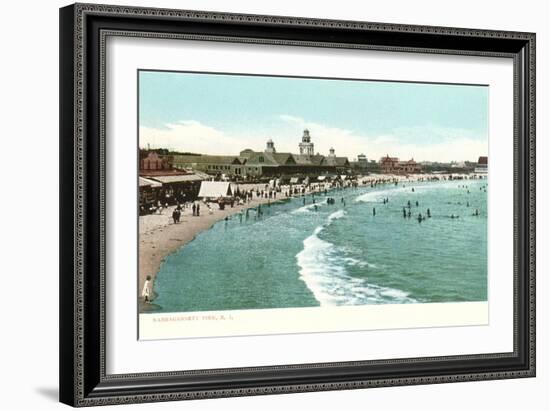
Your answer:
379;155;399;173
140;151;173;171
379;155;421;174
475;156;488;174
398;158;422;174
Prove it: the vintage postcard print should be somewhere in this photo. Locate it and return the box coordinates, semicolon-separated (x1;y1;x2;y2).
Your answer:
137;70;489;340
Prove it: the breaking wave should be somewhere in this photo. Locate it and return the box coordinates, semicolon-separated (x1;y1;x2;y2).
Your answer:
354;181;461;204
296;210;417;306
292;201;328;214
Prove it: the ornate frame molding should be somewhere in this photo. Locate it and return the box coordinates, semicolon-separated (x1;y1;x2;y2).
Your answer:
60;3;535;407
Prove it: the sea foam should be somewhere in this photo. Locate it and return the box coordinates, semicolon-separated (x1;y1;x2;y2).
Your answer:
354;181;459;203
296;209;417;306
354;186;409;203
292;201;327;214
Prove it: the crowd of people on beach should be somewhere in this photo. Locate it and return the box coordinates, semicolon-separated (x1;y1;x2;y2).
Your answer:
151;179;356;225
146;174;488;230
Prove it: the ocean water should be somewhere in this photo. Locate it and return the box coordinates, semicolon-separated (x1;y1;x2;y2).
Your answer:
153;179;487;313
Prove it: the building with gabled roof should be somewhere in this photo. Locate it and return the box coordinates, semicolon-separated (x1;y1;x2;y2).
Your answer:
323;148;351;171
379;155;422;174
475;156;488;174
164;130;352;179
172;154;244;177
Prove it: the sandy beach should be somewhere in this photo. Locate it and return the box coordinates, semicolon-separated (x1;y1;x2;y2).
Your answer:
139;182;326;310
138;174;484;311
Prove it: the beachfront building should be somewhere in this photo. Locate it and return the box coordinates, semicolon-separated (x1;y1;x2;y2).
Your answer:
379;155;422;174
350;153;369;173
253;136;350;176
241;149;299;177
357;153;368;166
379;155;400;173
139;152;209;212
139;176;162;214
138;170;207;213
474;156;488;174
170;130;351;179
323;148;351;173
172;154;246;177
139;151;173;171
398;158;422;173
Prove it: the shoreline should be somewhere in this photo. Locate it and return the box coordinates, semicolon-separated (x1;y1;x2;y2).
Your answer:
139;173;485;312
139;183;326;311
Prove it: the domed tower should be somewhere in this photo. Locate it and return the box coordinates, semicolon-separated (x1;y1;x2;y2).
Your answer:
328;147;336;157
298;129;314;155
265;138;276;153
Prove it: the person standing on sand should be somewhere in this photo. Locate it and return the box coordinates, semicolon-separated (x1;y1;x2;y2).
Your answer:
196;203;200;216
192;203;196;216
142;275;151;303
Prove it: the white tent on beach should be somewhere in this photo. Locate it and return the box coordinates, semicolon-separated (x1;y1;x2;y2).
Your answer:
198;181;234;200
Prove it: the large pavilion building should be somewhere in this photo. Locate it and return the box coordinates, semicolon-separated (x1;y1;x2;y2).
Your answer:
170;130;351;178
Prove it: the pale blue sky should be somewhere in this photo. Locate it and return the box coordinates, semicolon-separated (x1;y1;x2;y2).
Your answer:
139;70;488;162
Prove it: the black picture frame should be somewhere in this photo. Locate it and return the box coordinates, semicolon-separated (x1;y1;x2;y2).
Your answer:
59;3;536;407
